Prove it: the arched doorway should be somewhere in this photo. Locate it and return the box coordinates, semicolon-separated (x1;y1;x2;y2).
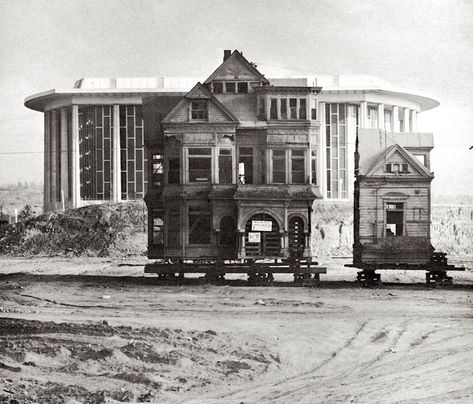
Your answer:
245;213;281;257
288;216;305;257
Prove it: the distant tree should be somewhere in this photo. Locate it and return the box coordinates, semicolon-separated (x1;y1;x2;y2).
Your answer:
18;204;34;221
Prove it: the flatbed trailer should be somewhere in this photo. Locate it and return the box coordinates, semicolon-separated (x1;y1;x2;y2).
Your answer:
345;253;465;286
145;260;327;286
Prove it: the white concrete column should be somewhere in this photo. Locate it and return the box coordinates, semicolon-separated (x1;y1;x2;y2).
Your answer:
60;108;68;209
319;102;326;198
360;101;368;128
71;105;80;208
404;108;410;133
377;104;385;130
393;106;400;132
43;112;51;213
410;110;417;132
112;104;122;202
50;110;58;208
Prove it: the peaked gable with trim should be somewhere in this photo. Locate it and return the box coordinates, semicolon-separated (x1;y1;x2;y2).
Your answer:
204;50;269;85
161;82;239;124
365;144;433;178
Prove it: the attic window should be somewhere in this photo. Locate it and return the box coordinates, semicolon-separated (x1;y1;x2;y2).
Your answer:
237;82;248;93
213;82;223;93
191;101;208;120
225;82;236;93
385;163;409;174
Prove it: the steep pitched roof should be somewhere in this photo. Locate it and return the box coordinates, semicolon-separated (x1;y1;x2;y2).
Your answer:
161;82;239;124
204;50;269;85
364;143;433;178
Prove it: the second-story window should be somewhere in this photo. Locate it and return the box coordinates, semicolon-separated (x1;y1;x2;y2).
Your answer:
280;99;288;119
238;147;253;184
219;149;232;184
272;150;286;184
191;101;208;120
168;157;180;184
290;98;297;119
299;99;307;119
270;99;278;119
188;148;211;182
311;150;318;185
291;150;305;184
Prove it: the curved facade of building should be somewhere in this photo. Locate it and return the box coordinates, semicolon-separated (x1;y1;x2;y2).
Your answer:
24;56;438;213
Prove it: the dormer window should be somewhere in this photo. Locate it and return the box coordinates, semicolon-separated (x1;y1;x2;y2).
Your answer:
385;163;409;174
191;101;208;120
213;82;223;94
225;82;236;93
237;82;248;93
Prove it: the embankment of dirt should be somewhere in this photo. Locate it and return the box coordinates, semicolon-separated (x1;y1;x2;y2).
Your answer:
0;202;147;257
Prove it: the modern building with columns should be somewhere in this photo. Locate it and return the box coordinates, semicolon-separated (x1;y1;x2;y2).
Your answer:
24;59;438;214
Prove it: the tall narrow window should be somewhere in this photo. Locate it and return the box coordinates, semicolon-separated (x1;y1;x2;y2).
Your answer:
188;148;211;182
386;202;404;236
238;147;253;184
191;101;208;120
272;150;286;184
219;149;233;184
280;99;288;119
311;150;318;185
291;150;305;184
299;98;307;119
188;205;211;244
259;149;267;184
290;98;297;119
168;157;180;184
270;99;278;119
167;206;180;246
258;97;266;119
152;216;164;246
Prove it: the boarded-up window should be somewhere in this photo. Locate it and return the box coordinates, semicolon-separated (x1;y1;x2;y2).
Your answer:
168;157;180;184
167;206;180;247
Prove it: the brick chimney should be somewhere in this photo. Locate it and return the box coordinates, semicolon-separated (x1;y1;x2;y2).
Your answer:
223;50;231;62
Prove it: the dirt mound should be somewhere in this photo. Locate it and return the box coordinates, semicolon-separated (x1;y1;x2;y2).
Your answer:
0;202;147;257
0;317;276;404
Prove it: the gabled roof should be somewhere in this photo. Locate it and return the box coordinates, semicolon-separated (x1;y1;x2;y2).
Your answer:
161;82;239;124
204;50;269;85
364;144;433;178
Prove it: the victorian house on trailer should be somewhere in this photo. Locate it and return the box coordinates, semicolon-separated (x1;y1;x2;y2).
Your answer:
145;51;322;260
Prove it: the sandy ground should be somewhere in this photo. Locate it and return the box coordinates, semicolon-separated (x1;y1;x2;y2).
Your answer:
0;256;472;403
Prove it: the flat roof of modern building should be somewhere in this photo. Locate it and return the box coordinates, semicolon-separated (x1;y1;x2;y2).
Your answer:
24;74;439;112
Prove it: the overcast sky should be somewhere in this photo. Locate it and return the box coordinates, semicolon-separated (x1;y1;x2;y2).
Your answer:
1;0;472;197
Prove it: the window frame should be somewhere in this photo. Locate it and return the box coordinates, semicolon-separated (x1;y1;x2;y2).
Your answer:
385;202;405;237
188;148;212;183
290;149;306;184
272;149;286;184
190;100;208;121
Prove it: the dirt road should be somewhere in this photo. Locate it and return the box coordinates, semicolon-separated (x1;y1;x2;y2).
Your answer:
0;257;472;403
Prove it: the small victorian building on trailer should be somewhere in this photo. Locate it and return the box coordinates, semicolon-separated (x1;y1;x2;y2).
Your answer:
353;129;434;267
